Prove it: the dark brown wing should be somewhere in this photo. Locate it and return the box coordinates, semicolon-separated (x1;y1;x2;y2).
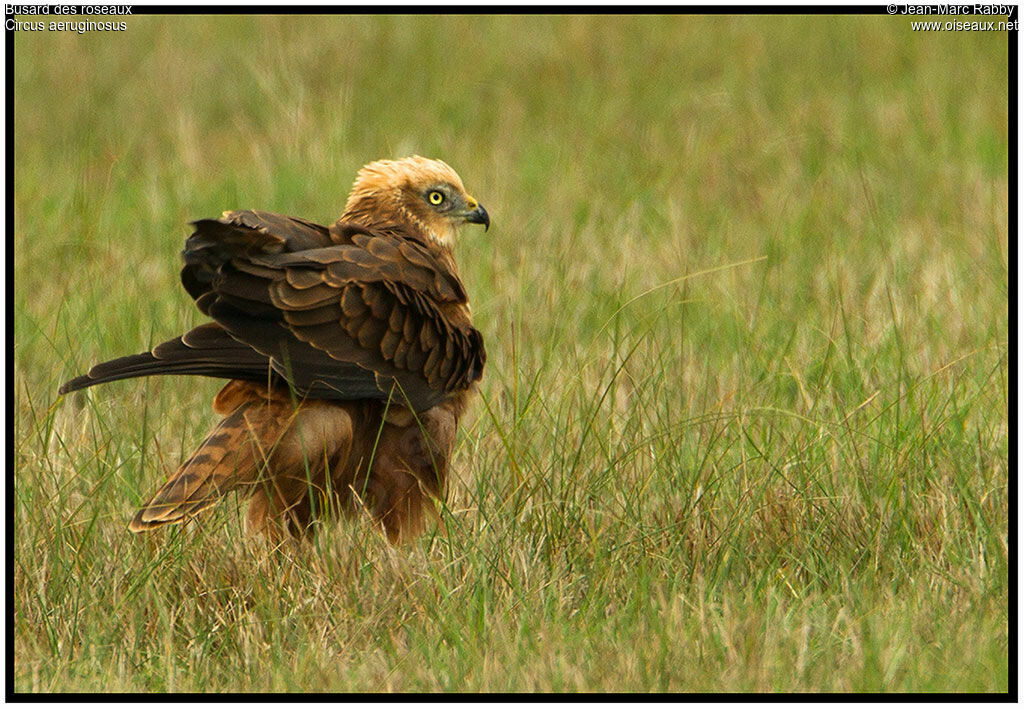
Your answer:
182;210;335;302
61;211;329;395
58;322;275;394
183;213;485;412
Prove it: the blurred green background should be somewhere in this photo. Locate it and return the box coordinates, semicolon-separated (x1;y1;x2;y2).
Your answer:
13;14;1007;692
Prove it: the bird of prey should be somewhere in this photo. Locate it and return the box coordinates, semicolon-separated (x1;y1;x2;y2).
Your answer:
60;156;488;542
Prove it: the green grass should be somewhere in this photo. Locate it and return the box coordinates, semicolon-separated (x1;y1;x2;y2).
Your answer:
13;14;1008;693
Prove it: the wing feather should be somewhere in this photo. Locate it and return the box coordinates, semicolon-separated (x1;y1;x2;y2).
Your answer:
63;210;485;412
177;213;485;411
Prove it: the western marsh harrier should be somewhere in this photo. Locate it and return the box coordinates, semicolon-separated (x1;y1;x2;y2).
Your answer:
60;156;488;541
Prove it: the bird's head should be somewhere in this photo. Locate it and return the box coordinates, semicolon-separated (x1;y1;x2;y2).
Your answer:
341;155;489;249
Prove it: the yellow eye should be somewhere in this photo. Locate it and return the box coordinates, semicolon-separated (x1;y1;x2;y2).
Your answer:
428;191;445;205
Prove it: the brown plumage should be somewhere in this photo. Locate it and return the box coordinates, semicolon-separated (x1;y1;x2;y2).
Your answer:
60;156;488;542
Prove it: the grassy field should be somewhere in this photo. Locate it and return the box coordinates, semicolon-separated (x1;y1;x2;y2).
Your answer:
12;14;1008;693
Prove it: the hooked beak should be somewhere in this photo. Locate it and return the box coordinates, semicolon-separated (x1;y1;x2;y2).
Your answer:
464;199;490;231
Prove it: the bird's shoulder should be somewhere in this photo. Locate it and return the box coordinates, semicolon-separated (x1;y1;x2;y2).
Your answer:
323;218;470;306
186;210;470;306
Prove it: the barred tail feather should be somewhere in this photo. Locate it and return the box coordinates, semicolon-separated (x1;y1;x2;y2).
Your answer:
129;405;262;532
128;382;355;534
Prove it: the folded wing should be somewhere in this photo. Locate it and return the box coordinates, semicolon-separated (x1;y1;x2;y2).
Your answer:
61;210;486;413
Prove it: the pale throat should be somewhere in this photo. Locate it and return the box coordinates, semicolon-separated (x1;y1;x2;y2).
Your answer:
394;202;456;248
342;194;455;249
422;219;456;249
